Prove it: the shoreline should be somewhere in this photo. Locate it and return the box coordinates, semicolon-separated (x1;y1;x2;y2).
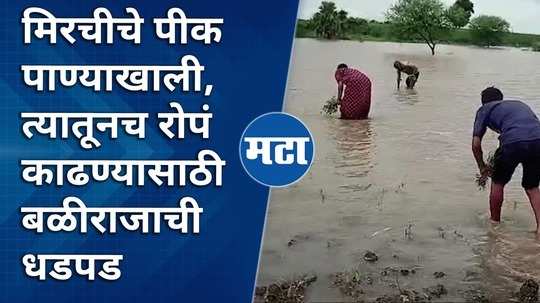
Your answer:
296;19;540;51
295;35;539;52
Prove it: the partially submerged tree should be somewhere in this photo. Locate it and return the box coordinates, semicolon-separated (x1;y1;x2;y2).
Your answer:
469;15;510;47
386;0;452;55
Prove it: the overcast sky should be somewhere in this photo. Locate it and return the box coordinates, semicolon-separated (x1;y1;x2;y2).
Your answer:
298;0;540;34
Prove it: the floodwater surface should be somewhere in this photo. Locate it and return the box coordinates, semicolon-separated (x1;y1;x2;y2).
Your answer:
256;39;540;302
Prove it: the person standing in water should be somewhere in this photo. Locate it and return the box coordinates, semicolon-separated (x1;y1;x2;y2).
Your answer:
335;63;372;120
472;87;540;235
394;60;420;89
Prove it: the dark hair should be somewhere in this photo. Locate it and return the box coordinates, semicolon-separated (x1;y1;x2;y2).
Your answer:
337;63;348;69
481;87;503;104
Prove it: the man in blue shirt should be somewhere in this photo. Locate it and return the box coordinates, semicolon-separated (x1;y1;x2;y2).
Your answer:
472;87;540;235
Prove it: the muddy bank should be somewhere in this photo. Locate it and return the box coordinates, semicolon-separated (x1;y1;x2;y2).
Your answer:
256;274;538;302
254;275;317;303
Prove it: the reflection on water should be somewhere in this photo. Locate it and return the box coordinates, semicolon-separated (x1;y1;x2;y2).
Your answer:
258;39;540;301
394;89;419;105
333;119;374;178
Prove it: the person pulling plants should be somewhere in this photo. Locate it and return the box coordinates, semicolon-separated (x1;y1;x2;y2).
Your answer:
472;87;540;235
394;60;420;89
334;63;372;120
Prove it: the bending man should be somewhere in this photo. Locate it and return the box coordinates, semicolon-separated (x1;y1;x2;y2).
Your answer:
394;61;420;89
472;87;540;235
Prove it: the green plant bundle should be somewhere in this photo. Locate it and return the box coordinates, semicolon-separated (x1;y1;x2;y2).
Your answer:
322;96;339;115
476;151;496;190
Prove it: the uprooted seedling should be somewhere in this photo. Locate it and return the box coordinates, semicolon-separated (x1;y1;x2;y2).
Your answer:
375;289;430;303
475;152;495;190
332;269;367;301
322;96;339;115
255;274;317;303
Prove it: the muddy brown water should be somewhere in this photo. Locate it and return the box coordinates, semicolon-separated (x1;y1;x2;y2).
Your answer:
256;39;540;302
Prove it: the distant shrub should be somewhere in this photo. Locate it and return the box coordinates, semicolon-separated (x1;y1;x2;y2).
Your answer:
469;15;510;47
533;42;540;52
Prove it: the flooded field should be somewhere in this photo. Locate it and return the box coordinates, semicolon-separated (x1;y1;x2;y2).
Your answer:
256;39;540;302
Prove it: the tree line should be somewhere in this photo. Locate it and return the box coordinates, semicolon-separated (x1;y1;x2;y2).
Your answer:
301;0;532;55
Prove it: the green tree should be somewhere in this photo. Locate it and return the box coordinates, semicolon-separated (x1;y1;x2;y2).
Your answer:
310;1;347;39
454;0;474;14
346;17;369;35
469;15;510;47
336;10;349;36
446;5;469;28
386;0;452;55
447;0;474;27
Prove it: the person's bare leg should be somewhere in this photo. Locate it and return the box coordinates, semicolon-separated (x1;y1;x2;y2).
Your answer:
490;182;504;223
524;187;540;234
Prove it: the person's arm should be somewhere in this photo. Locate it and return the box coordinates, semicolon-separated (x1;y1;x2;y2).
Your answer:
472;136;487;174
337;82;344;103
472;108;489;175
